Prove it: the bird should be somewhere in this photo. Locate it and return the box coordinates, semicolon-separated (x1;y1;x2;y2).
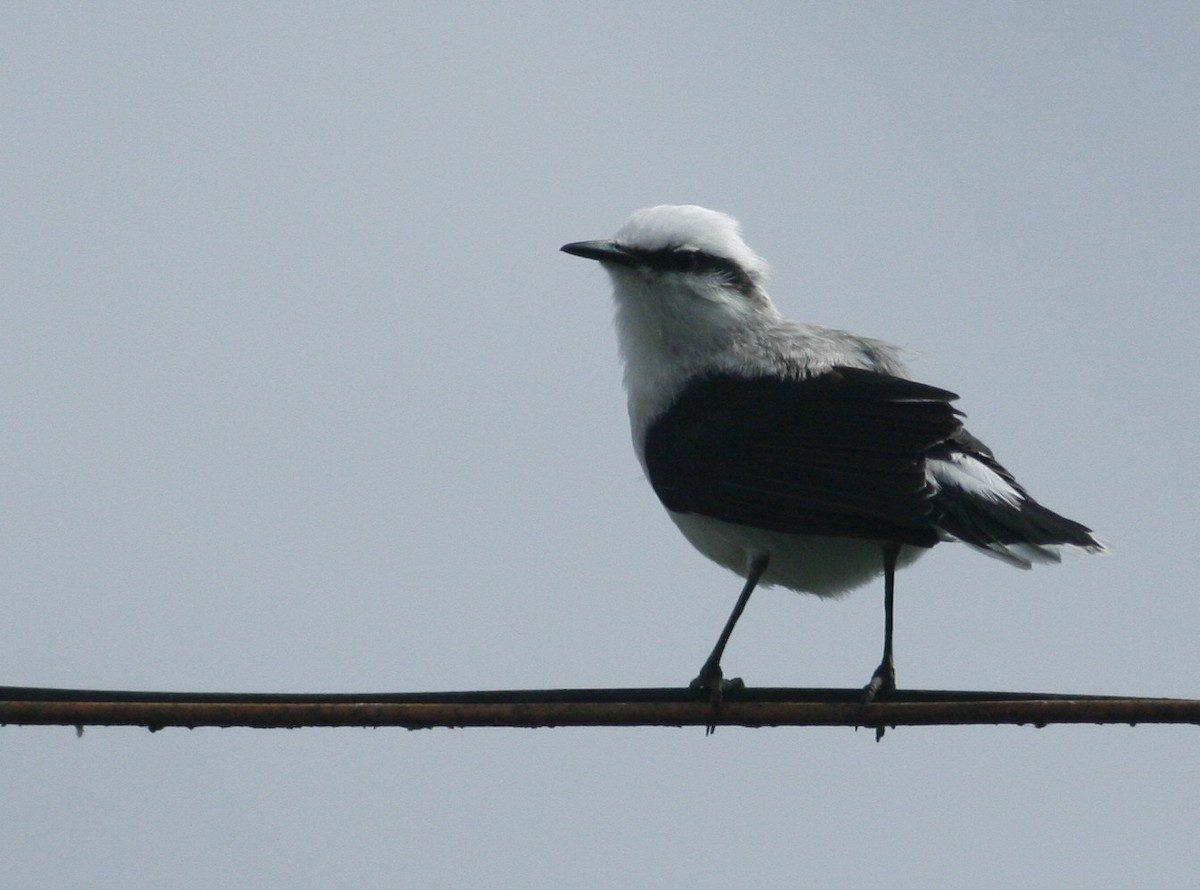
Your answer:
561;204;1106;720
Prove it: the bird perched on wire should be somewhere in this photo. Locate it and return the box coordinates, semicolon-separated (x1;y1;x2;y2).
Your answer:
562;204;1106;721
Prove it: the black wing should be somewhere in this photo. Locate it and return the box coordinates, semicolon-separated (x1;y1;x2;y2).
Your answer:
643;367;962;547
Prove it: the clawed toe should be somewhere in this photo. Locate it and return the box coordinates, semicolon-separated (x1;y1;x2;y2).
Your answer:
860;662;896;741
861;659;895;705
690;662;744;734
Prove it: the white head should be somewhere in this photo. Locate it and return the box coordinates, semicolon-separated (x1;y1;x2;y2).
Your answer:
561;204;770;306
562;204;781;410
613;204;769;283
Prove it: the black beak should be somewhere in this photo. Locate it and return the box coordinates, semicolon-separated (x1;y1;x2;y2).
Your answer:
560;239;636;266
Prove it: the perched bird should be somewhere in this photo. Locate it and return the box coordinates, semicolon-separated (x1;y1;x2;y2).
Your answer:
561;204;1106;712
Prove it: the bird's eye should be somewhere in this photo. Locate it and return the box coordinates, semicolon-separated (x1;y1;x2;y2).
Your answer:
668;249;704;272
640;247;755;294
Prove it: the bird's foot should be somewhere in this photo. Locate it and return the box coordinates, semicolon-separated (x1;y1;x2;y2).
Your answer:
689;660;744;735
860;662;896;742
861;662;895;705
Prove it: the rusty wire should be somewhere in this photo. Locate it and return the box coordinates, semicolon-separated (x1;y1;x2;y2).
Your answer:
2;685;1197;732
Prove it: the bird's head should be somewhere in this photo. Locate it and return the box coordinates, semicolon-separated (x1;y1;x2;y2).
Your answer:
561;205;773;319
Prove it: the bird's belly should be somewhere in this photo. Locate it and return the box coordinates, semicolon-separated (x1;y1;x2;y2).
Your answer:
667;511;925;597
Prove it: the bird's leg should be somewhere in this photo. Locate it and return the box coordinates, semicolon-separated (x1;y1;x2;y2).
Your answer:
863;542;901;704
861;543;901;741
690;552;770;734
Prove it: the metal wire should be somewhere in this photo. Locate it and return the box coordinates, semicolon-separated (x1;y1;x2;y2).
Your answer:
2;685;1196;732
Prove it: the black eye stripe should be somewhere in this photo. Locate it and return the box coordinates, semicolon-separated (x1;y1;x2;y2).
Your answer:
625;246;757;294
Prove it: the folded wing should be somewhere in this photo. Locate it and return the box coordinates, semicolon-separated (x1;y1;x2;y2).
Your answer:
643;367;962;547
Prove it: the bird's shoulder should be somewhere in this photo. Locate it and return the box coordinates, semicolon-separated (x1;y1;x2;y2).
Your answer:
759;319;914;379
650;364;960;430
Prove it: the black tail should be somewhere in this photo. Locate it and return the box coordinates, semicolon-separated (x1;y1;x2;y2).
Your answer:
928;429;1106;568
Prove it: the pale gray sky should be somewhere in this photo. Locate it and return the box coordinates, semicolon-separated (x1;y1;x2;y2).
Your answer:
4;3;1198;887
